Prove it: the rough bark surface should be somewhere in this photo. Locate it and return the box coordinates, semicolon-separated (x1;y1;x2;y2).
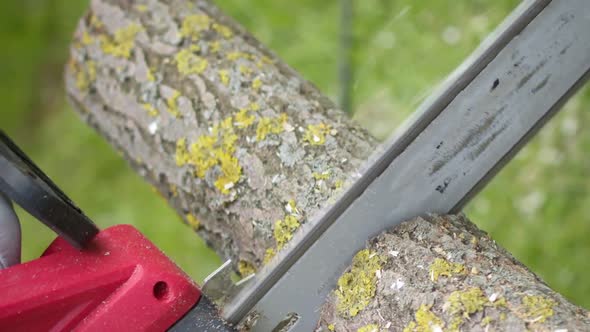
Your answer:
65;0;376;272
317;214;590;331
65;0;589;331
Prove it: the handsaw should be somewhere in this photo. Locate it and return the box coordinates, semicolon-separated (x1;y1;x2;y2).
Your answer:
172;0;590;330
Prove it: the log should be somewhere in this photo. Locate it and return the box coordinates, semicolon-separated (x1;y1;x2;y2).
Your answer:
317;214;590;331
65;0;376;269
65;0;589;330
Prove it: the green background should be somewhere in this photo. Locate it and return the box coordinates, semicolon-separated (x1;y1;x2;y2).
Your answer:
1;0;588;308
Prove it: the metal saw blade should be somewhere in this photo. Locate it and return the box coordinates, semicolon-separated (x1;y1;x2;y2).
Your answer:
221;0;590;330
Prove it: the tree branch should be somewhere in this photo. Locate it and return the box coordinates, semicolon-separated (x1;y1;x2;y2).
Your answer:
317;214;590;331
66;0;375;272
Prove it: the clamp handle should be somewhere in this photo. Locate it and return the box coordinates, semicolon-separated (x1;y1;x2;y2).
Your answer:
0;225;201;331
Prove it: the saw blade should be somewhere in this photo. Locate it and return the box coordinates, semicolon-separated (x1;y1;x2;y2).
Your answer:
221;0;590;330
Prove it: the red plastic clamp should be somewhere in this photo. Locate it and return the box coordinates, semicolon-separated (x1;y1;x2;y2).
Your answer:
0;225;201;331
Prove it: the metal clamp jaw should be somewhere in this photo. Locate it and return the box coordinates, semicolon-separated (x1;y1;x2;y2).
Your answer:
0;130;99;248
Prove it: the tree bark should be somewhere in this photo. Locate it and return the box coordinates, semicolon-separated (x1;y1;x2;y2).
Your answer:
65;0;589;331
317;214;590;331
66;0;376;270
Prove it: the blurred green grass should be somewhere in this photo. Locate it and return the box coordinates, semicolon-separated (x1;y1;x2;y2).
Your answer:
1;0;588;308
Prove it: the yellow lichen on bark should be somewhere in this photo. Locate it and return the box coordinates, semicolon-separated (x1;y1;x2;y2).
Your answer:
81;31;94;46
180;14;233;41
214;117;239;151
286;199;298;214
403;304;444;332
89;14;103;29
166;90;182;118
185;213;201;230
214;151;242;194
429;258;466;281
252;77;262;91
357;324;379;332
444;287;488;330
273;215;300;250
227;51;255;61
73;60;96;92
175;138;190;166
174;115;243;194
188;135;221;178
239;64;253;75
234;108;256;128
521;295;556;323
169;184;179;197
210;40;220;53
263;248;276;265
238;260;256;277
335;249;383;317
249;102;260;111
481;316;493;327
142;103;159;117
134;4;148;13
304;123;331;145
175;47;208;76
212;22;233;38
180;14;211;41
313;171;331;180
446;287;487;316
218;69;230;86
256;113;288;141
100;24;142;59
262;201;304;266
